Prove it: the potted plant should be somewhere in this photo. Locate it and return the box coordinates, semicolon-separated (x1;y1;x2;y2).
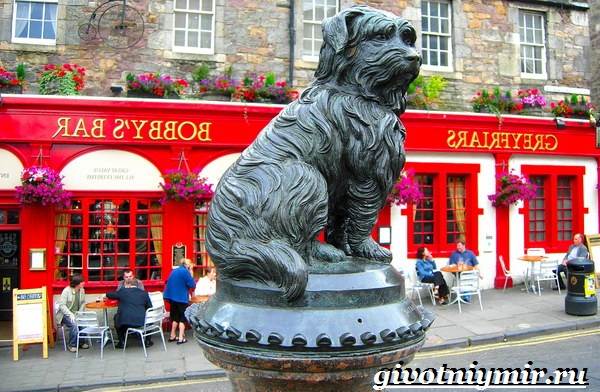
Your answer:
38;63;86;95
387;169;423;206
0;64;26;94
550;94;595;120
516;88;546;116
233;72;298;104
126;72;189;99
15;166;72;208
406;75;447;110
488;170;537;207
193;64;237;101
471;87;520;115
159;168;214;204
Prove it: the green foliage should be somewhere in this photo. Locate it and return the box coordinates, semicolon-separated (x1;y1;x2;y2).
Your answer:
192;63;211;84
15;63;26;82
406;75;447;110
264;71;276;87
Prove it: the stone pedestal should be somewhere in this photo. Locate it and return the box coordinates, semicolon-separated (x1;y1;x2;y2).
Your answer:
186;260;434;391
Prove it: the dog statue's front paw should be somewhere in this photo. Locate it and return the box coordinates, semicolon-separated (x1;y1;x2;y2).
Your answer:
350;237;392;262
311;241;346;263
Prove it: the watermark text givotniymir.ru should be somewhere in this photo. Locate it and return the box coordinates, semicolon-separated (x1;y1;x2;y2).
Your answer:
373;361;589;390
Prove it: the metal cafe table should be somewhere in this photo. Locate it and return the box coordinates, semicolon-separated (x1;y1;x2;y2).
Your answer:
518;255;546;294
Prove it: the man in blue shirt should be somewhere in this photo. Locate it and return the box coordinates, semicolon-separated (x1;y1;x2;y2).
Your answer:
448;240;481;302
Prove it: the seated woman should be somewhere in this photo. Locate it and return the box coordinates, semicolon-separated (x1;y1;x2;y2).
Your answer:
415;246;450;305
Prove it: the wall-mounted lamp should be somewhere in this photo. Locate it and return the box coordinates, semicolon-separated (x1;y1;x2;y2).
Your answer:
554;117;566;129
110;84;124;97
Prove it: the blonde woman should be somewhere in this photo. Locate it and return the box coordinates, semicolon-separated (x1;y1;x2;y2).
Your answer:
163;258;196;344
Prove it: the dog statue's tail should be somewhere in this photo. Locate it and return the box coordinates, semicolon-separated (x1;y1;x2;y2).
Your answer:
214;238;308;301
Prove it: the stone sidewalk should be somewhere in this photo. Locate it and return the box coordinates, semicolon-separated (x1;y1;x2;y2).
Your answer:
1;286;599;392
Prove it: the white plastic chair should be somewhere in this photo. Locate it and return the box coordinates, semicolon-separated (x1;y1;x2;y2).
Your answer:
148;291;169;330
534;259;561;296
451;270;483;313
54;302;67;351
498;255;513;292
406;268;436;306
75;311;115;359
123;306;167;358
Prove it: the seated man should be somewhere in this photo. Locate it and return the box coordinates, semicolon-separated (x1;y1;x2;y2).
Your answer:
106;279;153;349
56;274;89;352
555;233;589;290
117;269;145;291
194;268;216;297
448;240;481;302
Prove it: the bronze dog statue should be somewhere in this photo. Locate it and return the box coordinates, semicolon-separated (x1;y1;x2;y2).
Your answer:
206;6;421;301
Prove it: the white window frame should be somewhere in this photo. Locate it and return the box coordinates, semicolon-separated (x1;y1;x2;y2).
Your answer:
11;0;58;45
173;0;215;55
301;0;339;62
420;0;453;72
519;9;547;80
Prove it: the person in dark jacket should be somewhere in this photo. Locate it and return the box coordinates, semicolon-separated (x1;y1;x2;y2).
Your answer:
163;258;196;344
106;280;153;348
554;233;589;290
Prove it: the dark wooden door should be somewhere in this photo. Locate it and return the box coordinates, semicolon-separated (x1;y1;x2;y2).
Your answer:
0;231;20;321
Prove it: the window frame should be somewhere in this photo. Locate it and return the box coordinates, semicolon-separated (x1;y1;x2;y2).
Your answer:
301;0;339;62
521;165;585;253
11;0;59;45
518;9;547;80
192;200;212;279
54;195;164;283
403;162;480;258
172;0;216;55
420;0;453;72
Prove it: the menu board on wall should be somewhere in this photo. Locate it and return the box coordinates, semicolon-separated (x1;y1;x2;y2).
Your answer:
12;287;48;361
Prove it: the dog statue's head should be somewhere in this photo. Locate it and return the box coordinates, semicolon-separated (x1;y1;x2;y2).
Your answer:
313;6;421;113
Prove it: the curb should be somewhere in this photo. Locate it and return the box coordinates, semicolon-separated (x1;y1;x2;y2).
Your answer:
422;320;598;353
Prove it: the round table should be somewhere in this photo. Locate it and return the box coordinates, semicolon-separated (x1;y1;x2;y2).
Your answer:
518;255;547;293
86;299;118;326
190;295;210;304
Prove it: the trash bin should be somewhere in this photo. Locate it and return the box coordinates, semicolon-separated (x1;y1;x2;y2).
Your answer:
565;257;597;316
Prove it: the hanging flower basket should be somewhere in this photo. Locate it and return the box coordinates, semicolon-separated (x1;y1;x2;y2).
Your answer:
387;169;423;206
488;170;537;207
15;166;72;208
159;168;214;204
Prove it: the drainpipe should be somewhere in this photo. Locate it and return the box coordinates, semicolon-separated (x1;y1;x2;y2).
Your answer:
288;0;295;85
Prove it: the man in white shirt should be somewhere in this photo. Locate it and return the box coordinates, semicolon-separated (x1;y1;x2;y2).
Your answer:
195;268;216;296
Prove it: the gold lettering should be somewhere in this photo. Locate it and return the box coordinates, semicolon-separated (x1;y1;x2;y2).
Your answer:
148;120;163;140
523;134;532;150
532;134;544;151
456;131;468;148
544;134;558;151
488;132;500;149
131;120;147;140
177;121;196;141
469;131;480;148
113;119;125;139
163;121;177;140
52;117;71;138
90;118;106;138
72;118;90;137
499;132;510;149
511;133;522;149
482;131;490;148
447;130;457;148
197;122;212;141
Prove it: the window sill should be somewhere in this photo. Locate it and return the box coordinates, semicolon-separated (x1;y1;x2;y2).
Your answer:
6;42;57;53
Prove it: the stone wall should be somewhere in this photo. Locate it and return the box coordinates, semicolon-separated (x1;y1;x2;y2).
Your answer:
590;0;600;105
0;0;591;110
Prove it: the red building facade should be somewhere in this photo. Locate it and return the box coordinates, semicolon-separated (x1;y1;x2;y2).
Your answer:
1;95;598;319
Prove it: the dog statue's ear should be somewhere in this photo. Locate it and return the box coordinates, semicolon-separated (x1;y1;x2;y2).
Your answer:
321;8;365;54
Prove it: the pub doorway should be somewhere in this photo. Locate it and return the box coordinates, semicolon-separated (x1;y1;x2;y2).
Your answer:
0;230;20;322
